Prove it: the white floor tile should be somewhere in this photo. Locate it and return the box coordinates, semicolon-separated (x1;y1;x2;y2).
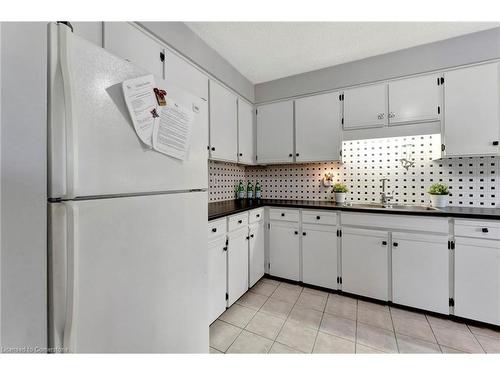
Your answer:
245;311;285;340
313;332;355;353
226;330;273;354
276;321;318;353
209;320;242;352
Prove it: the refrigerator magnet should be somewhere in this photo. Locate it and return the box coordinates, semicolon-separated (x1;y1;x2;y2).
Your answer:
154;88;167;106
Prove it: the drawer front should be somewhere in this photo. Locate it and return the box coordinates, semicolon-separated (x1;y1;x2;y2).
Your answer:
269;208;300;222
341;212;448;233
208;218;227;239
302;210;337;226
228;212;249;232
249;208;264;224
455;219;500;240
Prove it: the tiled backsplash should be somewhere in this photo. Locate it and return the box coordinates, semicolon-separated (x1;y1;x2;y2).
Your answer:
209;134;499;207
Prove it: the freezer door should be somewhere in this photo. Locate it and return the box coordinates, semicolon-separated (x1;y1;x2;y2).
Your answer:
48;24;208;199
49;192;208;353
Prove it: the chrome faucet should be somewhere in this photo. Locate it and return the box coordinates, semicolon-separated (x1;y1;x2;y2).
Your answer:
380;178;394;206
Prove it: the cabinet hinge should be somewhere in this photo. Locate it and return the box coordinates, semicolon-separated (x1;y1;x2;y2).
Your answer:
336;229;342;237
450;240;455;250
268;223;271;229
339;277;343;284
255;155;258;161
437;106;440;115
341;118;344;125
340;150;342;157
440;77;445;85
268;262;271;270
441;144;446;152
336;276;339;283
160;52;165;62
256;109;258;115
225;293;229;301
449;298;455;307
226;238;229;246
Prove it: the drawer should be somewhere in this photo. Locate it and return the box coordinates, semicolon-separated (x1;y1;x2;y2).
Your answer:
341;212;448;234
228;212;249;232
208;218;227;239
269;208;299;222
249;208;264;224
455;219;500;240
302;210;337;226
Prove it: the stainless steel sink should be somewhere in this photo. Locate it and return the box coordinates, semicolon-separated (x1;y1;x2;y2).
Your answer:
346;203;438;211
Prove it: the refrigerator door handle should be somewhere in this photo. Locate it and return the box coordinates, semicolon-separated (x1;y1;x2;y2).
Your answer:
63;202;79;352
49;23;78;199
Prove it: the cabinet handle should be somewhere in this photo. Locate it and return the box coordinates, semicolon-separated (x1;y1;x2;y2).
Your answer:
223;246;227;251
316;215;321;220
281;213;285;217
238;219;242;224
211;228;217;233
289;153;293;157
303;232;306;236
382;240;387;246
250;234;254;238
393;242;398;247
239;153;243;157
296;153;300;157
211;147;215;151
294;231;298;235
493;141;499;146
377;113;385;120
482;228;489;233
246;236;250;240
256;214;260;218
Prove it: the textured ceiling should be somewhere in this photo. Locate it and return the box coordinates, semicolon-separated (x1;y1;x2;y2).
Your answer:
185;22;500;84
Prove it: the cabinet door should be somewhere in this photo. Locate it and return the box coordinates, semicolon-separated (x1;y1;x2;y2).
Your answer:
392;233;449;314
295;92;342;162
302;224;338;289
269;221;300;281
104;22;164;78
343;83;387;129
249;221;265;287
238;99;255;165
388;74;441;125
455;237;500;325
208;237;227;324
256;101;294;163
444;63;500;156
341;228;389;301
209;80;238;162
164;49;208;100
227;228;249;306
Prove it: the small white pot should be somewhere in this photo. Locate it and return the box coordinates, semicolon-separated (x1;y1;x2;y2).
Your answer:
430;194;448;208
334;192;347;204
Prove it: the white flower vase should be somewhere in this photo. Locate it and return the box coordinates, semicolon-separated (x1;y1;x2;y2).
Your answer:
335;192;347;204
430;194;448;208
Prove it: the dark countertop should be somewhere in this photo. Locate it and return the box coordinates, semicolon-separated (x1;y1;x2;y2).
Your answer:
208;199;500;221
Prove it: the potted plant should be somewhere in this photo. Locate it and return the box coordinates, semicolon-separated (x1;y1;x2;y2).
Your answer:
332;183;348;204
428;183;449;208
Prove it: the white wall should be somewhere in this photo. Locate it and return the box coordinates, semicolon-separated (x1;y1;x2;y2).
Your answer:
0;22;47;351
255;27;500;103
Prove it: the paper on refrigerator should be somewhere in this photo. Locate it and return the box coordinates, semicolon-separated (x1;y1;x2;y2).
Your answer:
152;99;195;161
122;75;157;147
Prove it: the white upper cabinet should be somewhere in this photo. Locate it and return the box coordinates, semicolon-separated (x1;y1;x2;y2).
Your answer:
237;99;255;165
209;80;238;162
295;92;342;162
256;101;294;163
444;63;500;156
103;22;164;78
388;74;441;125
343;83;387;129
164;49;208;100
72;22;103;46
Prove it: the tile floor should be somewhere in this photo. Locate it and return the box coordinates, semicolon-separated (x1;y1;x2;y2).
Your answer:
209;277;500;354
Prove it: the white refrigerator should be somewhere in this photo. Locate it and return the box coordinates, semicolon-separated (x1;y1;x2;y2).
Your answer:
47;23;209;353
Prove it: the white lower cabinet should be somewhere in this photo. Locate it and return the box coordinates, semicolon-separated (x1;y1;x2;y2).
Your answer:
248;221;265;287
302;224;338;289
227;227;249;306
207;236;227;324
455;237;500;325
269;221;300;281
341;228;389;301
392;232;449;314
